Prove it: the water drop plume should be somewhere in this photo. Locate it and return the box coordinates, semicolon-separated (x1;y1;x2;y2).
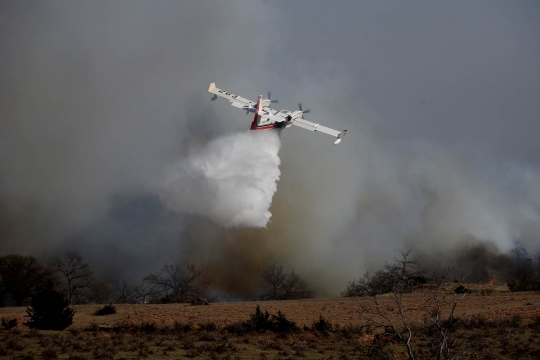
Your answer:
161;130;281;229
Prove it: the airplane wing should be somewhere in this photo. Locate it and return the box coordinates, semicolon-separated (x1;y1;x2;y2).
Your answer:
208;82;256;113
292;118;347;144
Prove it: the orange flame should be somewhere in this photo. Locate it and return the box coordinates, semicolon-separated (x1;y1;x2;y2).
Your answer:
488;279;494;286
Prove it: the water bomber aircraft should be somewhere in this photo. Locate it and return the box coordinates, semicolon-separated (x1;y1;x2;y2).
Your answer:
208;83;347;144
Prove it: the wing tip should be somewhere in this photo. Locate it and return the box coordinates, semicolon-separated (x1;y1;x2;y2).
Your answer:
334;129;347;144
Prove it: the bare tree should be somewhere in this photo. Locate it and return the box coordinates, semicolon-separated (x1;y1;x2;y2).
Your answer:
419;267;472;360
350;250;471;360
355;250;420;359
281;271;315;300
342;249;425;297
134;280;156;304
508;241;540;291
143;263;210;303
258;264;286;300
50;251;93;304
113;280;138;304
87;281;112;304
258;264;315;300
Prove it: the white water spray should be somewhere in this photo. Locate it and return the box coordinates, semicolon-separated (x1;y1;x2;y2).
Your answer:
161;130;281;229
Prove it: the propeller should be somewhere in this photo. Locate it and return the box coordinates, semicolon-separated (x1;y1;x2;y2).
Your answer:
298;103;311;117
267;92;278;103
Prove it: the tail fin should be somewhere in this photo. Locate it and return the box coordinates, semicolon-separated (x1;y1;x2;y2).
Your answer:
250;95;262;130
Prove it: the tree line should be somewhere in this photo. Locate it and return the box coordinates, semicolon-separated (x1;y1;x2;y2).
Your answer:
342;241;540;298
3;240;538;308
0;252;315;307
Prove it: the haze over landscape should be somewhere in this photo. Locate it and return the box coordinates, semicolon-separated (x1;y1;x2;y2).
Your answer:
1;1;540;299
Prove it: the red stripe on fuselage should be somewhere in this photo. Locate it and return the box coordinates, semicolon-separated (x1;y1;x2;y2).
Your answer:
252;124;276;130
249;95;278;130
250;95;261;130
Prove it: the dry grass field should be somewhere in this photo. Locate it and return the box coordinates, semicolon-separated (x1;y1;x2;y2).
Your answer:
1;285;540;359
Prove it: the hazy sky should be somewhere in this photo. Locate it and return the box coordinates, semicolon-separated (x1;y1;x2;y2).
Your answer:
1;1;539;297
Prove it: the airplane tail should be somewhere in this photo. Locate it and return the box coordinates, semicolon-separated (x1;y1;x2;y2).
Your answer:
250;95;262;130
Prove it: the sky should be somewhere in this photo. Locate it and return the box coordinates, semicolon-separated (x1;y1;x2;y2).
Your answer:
1;1;540;298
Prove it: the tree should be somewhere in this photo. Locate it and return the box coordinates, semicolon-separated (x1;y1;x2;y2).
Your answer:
258;264;315;300
0;254;59;307
26;281;74;330
342;249;425;297
134;280;156;304
258;264;285;300
87;281;112;304
281;271;315;299
345;250;471;360
143;263;210;303
50;251;93;304
507;241;540;292
113;280;138;304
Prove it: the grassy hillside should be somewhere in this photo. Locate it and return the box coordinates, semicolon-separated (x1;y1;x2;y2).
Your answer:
1;287;539;359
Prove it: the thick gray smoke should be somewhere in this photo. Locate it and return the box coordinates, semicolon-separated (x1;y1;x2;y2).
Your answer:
160;131;281;229
1;1;540;298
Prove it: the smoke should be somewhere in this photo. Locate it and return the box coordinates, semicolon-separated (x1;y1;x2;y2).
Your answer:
415;236;537;285
160;130;281;229
1;1;540;299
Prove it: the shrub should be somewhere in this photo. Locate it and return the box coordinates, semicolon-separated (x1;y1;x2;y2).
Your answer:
454;284;472;294
507;273;540;292
314;315;332;333
94;304;116;316
68;355;89;360
19;353;35;360
271;311;297;333
87;322;99;332
140;321;157;333
480;288;494;296
226;306;298;335
529;314;540;330
509;314;522;327
249;306;297;333
42;348;58;360
250;305;271;331
26;282;74;330
225;321;252;335
1;317;18;330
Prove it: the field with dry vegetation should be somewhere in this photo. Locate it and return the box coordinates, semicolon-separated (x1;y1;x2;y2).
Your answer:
1;284;540;359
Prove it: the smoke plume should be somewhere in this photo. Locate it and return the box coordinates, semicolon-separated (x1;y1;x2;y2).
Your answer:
1;1;540;299
160;130;281;229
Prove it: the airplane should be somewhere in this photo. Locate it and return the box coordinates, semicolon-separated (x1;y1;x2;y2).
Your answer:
208;82;347;144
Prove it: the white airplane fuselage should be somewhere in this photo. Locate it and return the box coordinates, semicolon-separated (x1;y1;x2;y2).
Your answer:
250;95;303;130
